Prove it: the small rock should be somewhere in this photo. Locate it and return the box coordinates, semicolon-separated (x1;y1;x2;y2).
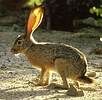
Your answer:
9;72;13;74
82;17;99;27
77;91;84;96
95;77;100;79
66;86;78;96
87;72;96;77
1;64;6;68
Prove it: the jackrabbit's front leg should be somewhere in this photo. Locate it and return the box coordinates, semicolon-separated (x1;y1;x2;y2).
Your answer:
44;71;52;85
36;68;47;86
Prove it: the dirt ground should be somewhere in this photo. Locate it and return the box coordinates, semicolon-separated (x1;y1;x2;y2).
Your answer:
0;27;102;100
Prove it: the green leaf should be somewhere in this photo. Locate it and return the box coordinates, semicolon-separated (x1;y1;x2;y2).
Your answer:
27;0;44;7
89;8;94;14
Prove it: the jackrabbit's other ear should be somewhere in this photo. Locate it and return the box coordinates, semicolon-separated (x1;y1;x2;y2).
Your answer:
26;5;43;35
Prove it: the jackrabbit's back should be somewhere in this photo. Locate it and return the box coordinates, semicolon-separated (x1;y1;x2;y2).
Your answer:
25;43;87;74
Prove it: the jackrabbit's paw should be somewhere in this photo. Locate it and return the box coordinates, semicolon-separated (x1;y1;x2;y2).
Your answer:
36;82;43;86
43;82;50;86
69;82;79;87
48;83;69;89
36;82;48;86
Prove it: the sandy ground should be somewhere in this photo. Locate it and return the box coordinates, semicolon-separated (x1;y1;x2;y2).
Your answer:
0;28;102;100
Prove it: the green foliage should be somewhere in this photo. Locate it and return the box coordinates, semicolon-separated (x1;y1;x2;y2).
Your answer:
27;0;44;7
89;0;102;17
89;6;102;17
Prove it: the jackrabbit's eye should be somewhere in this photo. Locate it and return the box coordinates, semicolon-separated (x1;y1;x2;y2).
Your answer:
17;40;23;46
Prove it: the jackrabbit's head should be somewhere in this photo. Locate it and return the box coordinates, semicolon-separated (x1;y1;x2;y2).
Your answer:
11;6;43;54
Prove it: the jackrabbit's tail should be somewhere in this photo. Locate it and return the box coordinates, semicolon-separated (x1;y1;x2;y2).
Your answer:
77;76;94;84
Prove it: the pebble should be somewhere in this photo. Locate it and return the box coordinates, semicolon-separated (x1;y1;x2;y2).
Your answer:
87;72;96;77
66;86;78;96
1;64;6;68
9;72;13;74
95;77;100;79
77;91;84;96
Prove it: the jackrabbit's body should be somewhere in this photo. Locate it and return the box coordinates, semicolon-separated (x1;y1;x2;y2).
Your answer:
11;6;93;88
25;40;86;78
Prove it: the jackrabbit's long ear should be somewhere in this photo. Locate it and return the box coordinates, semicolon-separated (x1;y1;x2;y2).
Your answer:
26;5;43;35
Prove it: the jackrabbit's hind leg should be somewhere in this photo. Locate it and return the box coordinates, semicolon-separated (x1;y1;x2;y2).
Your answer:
49;74;69;89
36;68;47;86
49;58;69;89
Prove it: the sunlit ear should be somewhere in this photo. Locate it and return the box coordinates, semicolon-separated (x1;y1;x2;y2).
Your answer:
27;5;43;35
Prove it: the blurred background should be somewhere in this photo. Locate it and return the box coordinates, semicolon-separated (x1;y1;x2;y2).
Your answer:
0;1;102;99
0;0;102;32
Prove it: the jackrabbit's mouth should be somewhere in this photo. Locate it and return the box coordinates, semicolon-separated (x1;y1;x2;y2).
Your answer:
14;54;20;58
11;48;18;54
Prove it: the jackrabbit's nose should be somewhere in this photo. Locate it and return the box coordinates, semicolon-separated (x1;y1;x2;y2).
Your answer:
11;48;15;53
11;48;13;53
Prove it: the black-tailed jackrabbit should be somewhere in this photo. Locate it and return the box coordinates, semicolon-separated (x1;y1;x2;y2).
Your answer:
11;6;93;89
